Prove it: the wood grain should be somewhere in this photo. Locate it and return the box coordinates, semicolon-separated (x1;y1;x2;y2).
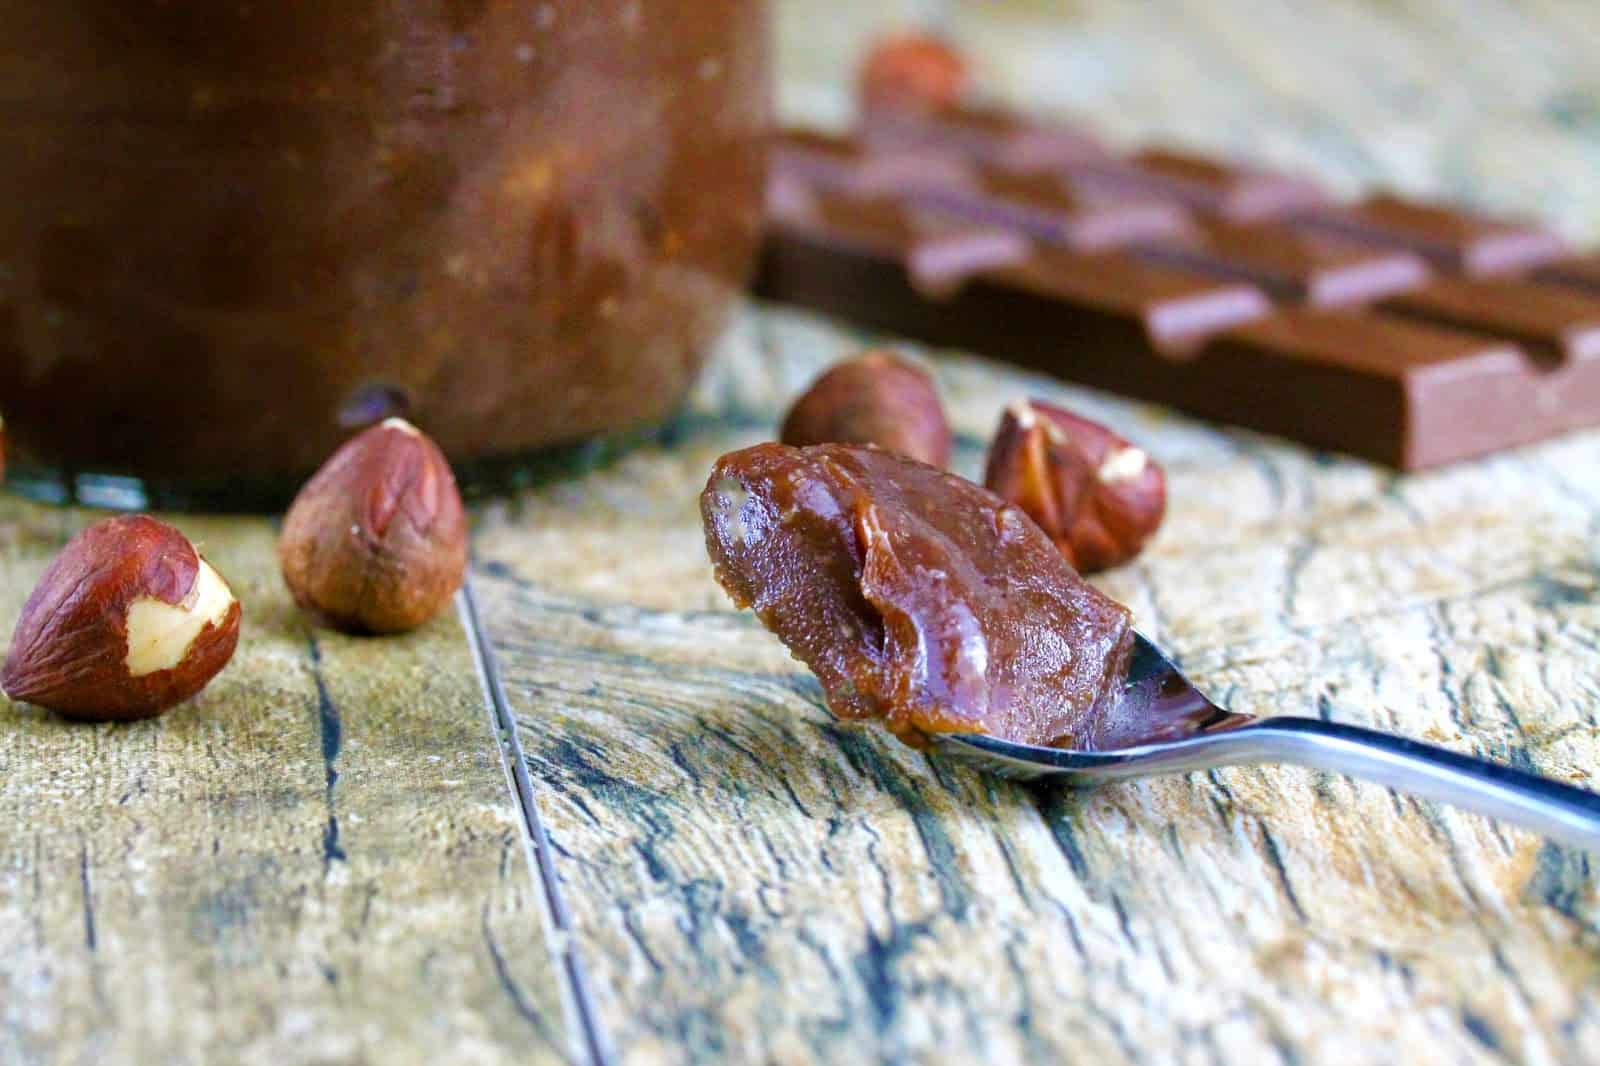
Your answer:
0;503;576;1066
473;296;1600;1065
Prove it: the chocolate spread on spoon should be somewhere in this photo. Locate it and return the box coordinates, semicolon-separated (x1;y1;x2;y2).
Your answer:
701;443;1136;749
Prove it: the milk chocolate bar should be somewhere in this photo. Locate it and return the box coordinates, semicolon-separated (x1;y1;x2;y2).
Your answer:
774;128;975;197
1380;277;1600;364
1540;253;1600;293
1291;194;1571;276
861;102;1108;172
1129;220;1429;307
777;130;1187;251
757;117;1600;469
1073;148;1332;222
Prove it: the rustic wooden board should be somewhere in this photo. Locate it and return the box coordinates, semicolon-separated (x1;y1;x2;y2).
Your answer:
0;503;577;1066
472;306;1600;1066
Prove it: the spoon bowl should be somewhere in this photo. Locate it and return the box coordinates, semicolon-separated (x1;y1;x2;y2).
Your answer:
933;633;1600;851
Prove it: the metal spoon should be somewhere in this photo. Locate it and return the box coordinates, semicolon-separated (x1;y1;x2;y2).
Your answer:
933;632;1600;851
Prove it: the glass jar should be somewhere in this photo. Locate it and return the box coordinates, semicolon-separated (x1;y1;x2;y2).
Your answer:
0;0;768;508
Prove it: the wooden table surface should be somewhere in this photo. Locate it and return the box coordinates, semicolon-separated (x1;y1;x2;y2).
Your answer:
5;3;1600;1064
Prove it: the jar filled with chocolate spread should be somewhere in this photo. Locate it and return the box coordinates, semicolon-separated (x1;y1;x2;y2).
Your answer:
0;1;769;507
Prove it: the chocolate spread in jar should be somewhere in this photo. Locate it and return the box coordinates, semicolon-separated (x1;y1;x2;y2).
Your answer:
0;0;768;487
701;443;1135;749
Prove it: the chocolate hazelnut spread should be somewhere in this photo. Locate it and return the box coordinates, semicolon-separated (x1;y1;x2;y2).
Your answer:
701;443;1135;749
0;1;768;491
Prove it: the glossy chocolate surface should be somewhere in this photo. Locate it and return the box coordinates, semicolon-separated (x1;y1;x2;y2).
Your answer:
701;443;1135;750
0;1;769;483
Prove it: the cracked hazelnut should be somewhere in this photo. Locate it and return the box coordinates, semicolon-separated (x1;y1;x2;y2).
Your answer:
278;418;466;634
2;515;241;721
984;399;1166;573
859;32;969;112
780;350;952;468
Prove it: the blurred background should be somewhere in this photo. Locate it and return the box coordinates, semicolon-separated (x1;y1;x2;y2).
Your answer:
775;0;1600;241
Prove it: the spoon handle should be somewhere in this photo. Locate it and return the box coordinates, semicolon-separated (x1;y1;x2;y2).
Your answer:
1235;718;1600;851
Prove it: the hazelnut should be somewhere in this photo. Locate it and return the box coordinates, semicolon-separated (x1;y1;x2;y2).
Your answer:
780;350;952;468
984;399;1166;573
859;32;970;112
2;515;241;721
278;418;467;634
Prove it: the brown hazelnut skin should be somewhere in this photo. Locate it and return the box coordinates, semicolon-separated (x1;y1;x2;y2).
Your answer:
859;32;970;113
278;418;467;634
984;399;1166;573
780;351;952;468
2;515;242;721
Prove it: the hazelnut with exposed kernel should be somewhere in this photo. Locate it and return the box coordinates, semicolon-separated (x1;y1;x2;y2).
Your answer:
984;399;1166;573
2;515;241;721
781;350;952;468
278;418;467;634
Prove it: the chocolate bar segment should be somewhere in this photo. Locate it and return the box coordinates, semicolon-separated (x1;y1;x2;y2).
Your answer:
1072;148;1331;222
993;247;1273;353
862;102;1109;172
916;171;1191;251
1196;311;1547;468
1538;253;1600;293
760;184;1268;358
776;130;1188;251
774;128;975;196
1293;194;1569;276
1131;220;1430;307
1380;277;1600;364
788;189;1033;296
